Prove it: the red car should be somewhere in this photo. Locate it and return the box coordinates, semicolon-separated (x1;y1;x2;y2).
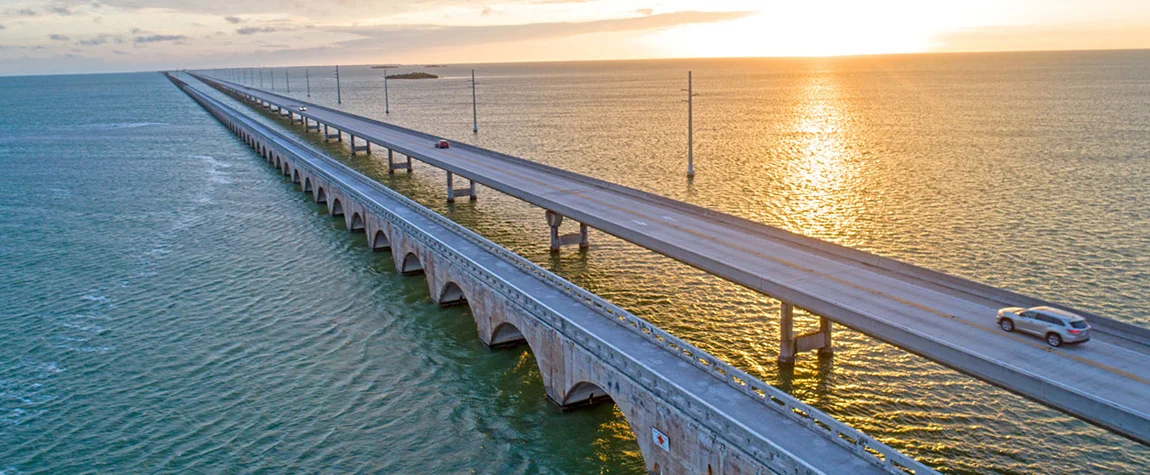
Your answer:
435;139;450;149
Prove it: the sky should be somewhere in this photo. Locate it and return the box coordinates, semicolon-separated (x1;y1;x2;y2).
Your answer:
1;0;1149;75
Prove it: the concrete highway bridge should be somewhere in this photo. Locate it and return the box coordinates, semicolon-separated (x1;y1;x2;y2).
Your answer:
188;71;1150;448
167;73;934;475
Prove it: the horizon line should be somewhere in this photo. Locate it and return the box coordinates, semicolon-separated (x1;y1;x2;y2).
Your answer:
3;46;1148;79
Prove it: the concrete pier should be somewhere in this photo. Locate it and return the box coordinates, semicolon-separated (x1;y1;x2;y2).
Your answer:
778;303;832;363
323;124;340;142
387;149;412;174
546;210;588;253
446;172;476;202
350;135;371;155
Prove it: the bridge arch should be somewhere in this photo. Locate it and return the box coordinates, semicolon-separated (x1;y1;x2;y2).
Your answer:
561;381;611;407
292;169;300;184
400;252;423;274
303;177;313;193
437;281;467;307
371;229;390;251
315;186;327;204
349;212;365;232
558;379;654;472
489;321;526;348
274;155;281;170
330;198;344;217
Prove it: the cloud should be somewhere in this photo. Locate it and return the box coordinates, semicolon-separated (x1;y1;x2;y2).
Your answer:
0;24;6;29
932;23;1150;53
635;8;653;16
49;34;70;41
236;26;276;35
134;34;186;43
76;34;123;45
331;10;754;50
15;8;37;16
47;5;74;15
225;15;243;24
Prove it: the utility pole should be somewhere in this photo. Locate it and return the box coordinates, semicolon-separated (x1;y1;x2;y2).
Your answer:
382;68;390;114
335;65;342;104
471;69;478;133
271;68;275;90
285;68;290;93
306;68;311;97
682;71;698;178
259;68;263;88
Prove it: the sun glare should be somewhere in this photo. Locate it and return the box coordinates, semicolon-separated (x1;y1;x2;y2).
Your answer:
642;1;1005;58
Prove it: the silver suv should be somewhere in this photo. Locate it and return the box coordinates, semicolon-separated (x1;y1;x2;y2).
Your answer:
996;306;1091;347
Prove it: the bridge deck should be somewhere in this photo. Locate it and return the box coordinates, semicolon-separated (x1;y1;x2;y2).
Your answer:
197;74;1150;445
170;75;902;474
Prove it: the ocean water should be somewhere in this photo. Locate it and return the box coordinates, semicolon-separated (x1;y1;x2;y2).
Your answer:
2;50;1149;474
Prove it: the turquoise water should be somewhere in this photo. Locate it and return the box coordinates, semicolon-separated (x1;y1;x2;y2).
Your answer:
0;73;642;474
3;51;1150;474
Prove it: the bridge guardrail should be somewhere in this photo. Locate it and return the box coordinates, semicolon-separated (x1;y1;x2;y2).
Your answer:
176;73;937;475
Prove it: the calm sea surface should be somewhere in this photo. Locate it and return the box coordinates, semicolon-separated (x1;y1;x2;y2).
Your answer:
2;50;1149;474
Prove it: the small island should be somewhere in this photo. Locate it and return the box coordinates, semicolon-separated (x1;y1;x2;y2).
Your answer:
425;64;446;68
371;64;401;69
387;72;439;80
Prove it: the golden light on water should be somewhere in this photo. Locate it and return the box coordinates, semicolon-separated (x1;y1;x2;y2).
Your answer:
779;69;864;241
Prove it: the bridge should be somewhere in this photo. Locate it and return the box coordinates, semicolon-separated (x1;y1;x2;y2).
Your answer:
166;73;935;474
188;71;1150;447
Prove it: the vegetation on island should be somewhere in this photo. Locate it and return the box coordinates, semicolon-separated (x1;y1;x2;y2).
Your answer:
386;72;439;79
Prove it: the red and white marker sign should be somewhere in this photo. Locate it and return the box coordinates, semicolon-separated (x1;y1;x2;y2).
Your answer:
652;427;670;452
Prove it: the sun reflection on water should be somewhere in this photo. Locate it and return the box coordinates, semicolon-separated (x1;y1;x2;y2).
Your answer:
780;70;866;245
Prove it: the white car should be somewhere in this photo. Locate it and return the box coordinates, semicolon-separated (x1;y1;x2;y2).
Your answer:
298;106;307;111
996;306;1091;347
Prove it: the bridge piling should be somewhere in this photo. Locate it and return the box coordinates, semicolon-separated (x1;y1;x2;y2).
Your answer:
387;149;412;174
323;124;340;142
546;211;589;253
350;135;371;155
446;172;477;202
778;302;832;363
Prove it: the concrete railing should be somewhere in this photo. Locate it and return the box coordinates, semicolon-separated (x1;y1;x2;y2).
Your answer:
173;73;936;475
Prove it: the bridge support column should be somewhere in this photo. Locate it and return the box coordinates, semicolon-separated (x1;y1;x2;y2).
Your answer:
546;211;588;253
446;172;477;203
350;136;371;155
323;124;340;142
305;119;320;132
778;303;832;364
387;149;412;174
